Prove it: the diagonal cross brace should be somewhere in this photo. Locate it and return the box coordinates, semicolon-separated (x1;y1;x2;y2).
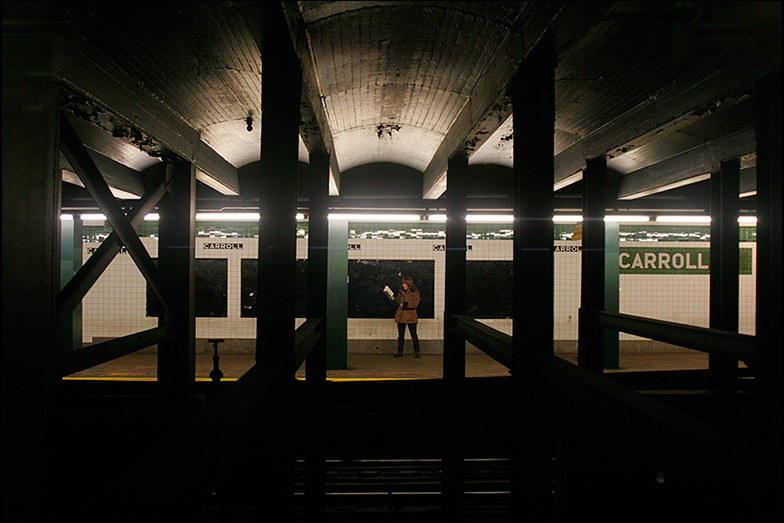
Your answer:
56;179;167;324
59;114;178;319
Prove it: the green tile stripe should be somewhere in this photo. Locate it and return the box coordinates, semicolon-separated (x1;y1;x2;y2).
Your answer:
81;221;757;243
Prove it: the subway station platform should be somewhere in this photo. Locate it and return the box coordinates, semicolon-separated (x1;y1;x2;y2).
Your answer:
63;351;713;382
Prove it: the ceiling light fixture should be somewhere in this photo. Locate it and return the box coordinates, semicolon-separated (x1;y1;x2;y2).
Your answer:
328;213;422;222
655;215;712;223
465;214;514;223
603;215;650;223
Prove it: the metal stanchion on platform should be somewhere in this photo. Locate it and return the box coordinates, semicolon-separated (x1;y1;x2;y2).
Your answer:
207;339;225;382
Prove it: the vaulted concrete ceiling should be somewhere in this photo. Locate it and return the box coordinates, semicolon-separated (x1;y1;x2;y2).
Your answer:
45;1;780;203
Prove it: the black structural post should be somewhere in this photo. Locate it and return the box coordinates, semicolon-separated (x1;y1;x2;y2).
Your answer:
709;158;740;393
579;156;607;373
2;7;63;518
443;151;468;520
304;152;329;520
511;41;556;521
306;151;330;383
157;155;196;391
444;151;468;381
754;69;782;456
256;5;301;374
255;4;301;520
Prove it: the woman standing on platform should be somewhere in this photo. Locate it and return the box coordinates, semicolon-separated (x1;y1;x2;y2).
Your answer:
392;277;420;358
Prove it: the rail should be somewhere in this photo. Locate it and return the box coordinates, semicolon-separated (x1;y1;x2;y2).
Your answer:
581;309;756;364
57;324;178;376
445;314;777;478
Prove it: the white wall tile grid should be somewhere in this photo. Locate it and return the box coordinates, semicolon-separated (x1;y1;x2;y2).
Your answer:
79;230;757;350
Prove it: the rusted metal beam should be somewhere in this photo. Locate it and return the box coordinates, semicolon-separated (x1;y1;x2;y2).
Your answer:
56;178;166;324
57;325;177;377
59;114;178;318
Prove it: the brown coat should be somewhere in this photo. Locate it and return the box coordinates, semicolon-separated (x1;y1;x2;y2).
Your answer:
394;288;420;323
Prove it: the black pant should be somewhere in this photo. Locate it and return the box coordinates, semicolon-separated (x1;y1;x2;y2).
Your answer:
397;322;420;353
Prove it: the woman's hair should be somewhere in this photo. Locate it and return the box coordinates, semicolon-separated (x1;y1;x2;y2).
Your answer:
401;277;418;292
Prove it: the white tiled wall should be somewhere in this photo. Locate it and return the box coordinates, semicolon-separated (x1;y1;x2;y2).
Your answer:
80;234;757;351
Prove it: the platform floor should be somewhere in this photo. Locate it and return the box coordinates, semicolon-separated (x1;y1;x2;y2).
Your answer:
64;351;713;381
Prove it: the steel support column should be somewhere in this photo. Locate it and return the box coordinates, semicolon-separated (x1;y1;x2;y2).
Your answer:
255;4;301;519
445;152;468;381
510;41;555;521
60;216;83;351
255;6;301;376
304;151;329;520
2;8;62;518
306;152;330;383
754;69;782;454
157;156;196;391
443;152;468;520
579;156;607;373
709;159;740;393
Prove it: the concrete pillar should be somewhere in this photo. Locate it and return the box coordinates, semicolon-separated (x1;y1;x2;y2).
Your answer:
157;156;196;391
2;3;64;518
579;156;607;373
709;158;740;393
444;152;468;381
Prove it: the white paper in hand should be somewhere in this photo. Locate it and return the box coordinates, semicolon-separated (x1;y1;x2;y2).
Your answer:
383;285;394;300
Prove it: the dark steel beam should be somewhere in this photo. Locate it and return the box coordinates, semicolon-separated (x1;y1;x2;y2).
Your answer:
709;159;740;391
618;127;755;200
754;69;783;452
294;319;324;370
59;37;239;195
2;10;62;518
56;178;166;324
553;53;773;191
578;156;607;372
60;148;145;198
423;2;564;199
57;325;177;377
583;310;756;364
447;315;775;479
254;2;301;381
444;152;468;381
157;156;196;390
280;1;341;193
306;152;329;382
512;42;555;361
510;41;556;521
59;114;178;318
451;314;512;369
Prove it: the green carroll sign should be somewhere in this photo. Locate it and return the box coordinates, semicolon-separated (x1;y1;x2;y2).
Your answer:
619;247;753;274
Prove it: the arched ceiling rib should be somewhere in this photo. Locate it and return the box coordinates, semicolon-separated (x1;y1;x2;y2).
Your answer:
48;1;780;204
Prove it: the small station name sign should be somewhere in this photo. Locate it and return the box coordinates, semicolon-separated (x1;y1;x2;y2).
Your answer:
203;243;244;250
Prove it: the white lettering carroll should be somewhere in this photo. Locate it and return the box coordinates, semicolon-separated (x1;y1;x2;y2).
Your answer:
203;243;244;250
